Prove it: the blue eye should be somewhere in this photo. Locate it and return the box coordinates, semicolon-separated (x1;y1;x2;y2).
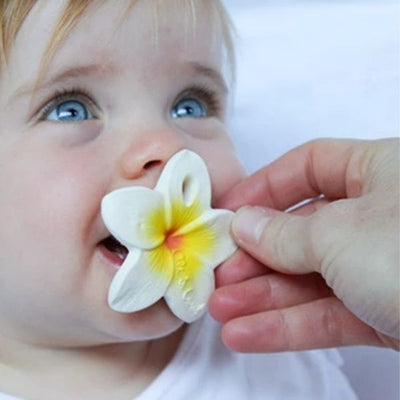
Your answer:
46;100;93;122
171;98;206;119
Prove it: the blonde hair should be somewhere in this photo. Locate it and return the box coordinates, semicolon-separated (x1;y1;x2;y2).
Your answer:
0;0;235;82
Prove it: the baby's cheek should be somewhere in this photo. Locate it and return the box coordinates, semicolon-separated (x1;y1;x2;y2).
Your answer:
211;156;246;202
22;153;105;252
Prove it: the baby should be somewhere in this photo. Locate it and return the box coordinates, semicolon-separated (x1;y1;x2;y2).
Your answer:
0;1;357;399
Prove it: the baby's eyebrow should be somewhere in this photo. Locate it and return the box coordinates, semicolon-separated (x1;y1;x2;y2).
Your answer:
189;62;228;96
10;61;227;103
11;63;118;101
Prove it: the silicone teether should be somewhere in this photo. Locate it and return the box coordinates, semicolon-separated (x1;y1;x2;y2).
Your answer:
101;149;237;322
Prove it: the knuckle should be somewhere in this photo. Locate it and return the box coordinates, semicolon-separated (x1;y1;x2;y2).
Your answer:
320;301;343;346
307;201;354;271
307;211;331;266
262;171;283;210
259;276;274;309
303;138;330;150
264;215;292;270
275;309;292;350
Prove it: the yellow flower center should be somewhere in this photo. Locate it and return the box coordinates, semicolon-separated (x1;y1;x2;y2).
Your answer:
165;230;183;251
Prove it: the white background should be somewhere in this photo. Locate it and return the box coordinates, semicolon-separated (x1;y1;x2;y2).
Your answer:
223;1;399;399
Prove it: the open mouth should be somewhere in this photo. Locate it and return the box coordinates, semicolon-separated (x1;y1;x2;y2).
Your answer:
99;235;129;266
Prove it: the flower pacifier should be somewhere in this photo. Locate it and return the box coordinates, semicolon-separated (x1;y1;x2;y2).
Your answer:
101;150;237;323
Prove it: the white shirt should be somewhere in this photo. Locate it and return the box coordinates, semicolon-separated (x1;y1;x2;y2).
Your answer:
0;314;357;400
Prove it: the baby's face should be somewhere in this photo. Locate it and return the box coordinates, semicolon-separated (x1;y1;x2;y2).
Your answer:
0;0;245;346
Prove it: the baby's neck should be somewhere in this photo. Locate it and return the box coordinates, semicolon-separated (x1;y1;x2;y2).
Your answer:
0;327;185;400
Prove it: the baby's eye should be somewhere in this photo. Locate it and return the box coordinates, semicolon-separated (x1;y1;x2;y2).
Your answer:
171;98;206;119
46;99;93;122
38;89;98;122
170;86;223;120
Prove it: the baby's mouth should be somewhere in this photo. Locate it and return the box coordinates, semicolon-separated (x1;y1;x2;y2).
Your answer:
99;235;129;266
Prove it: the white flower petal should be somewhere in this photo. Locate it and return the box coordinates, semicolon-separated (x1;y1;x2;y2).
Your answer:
155;150;211;226
190;209;238;269
101;187;166;249
164;267;215;323
108;249;172;312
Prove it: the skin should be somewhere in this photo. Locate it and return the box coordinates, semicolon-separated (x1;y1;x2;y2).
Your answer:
210;138;399;353
0;1;245;398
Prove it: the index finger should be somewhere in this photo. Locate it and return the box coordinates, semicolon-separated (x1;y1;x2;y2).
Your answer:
219;138;366;211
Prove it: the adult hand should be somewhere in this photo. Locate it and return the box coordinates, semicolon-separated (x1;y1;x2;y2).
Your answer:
210;138;399;352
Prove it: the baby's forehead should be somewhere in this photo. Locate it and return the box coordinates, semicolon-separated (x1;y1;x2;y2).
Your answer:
0;0;231;103
58;2;223;61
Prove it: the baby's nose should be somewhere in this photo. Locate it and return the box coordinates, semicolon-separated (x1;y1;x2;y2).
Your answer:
119;128;185;183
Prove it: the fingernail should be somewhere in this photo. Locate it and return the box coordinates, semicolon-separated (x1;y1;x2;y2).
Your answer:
232;206;270;245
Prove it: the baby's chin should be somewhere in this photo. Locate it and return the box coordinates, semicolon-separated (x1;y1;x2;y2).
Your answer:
105;299;186;342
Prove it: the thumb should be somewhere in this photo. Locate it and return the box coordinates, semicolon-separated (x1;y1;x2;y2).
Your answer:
231;206;319;275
